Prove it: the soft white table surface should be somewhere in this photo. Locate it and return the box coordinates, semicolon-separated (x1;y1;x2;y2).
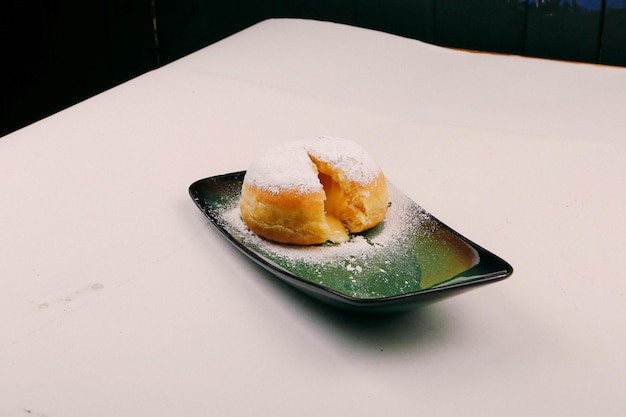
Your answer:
2;18;625;416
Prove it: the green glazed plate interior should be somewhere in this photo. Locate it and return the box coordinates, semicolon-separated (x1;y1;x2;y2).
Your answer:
189;172;513;312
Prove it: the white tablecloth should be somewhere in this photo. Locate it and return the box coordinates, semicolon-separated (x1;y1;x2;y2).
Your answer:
1;18;625;416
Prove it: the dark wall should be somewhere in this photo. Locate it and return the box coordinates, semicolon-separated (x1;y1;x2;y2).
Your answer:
2;0;625;137
1;1;158;137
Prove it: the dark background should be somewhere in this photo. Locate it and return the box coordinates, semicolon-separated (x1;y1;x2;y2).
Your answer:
2;0;625;137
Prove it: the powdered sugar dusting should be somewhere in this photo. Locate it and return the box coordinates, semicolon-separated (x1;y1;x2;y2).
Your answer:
305;136;382;185
243;141;322;194
242;136;382;193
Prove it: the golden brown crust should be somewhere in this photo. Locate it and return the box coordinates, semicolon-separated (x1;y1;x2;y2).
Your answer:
240;183;332;245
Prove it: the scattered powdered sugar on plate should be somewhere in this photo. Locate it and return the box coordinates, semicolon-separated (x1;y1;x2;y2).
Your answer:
195;168;491;299
220;183;430;271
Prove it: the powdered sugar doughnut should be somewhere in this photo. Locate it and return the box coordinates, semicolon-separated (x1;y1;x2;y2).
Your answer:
239;136;389;245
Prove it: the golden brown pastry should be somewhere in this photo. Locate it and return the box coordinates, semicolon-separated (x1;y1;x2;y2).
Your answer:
239;136;389;245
